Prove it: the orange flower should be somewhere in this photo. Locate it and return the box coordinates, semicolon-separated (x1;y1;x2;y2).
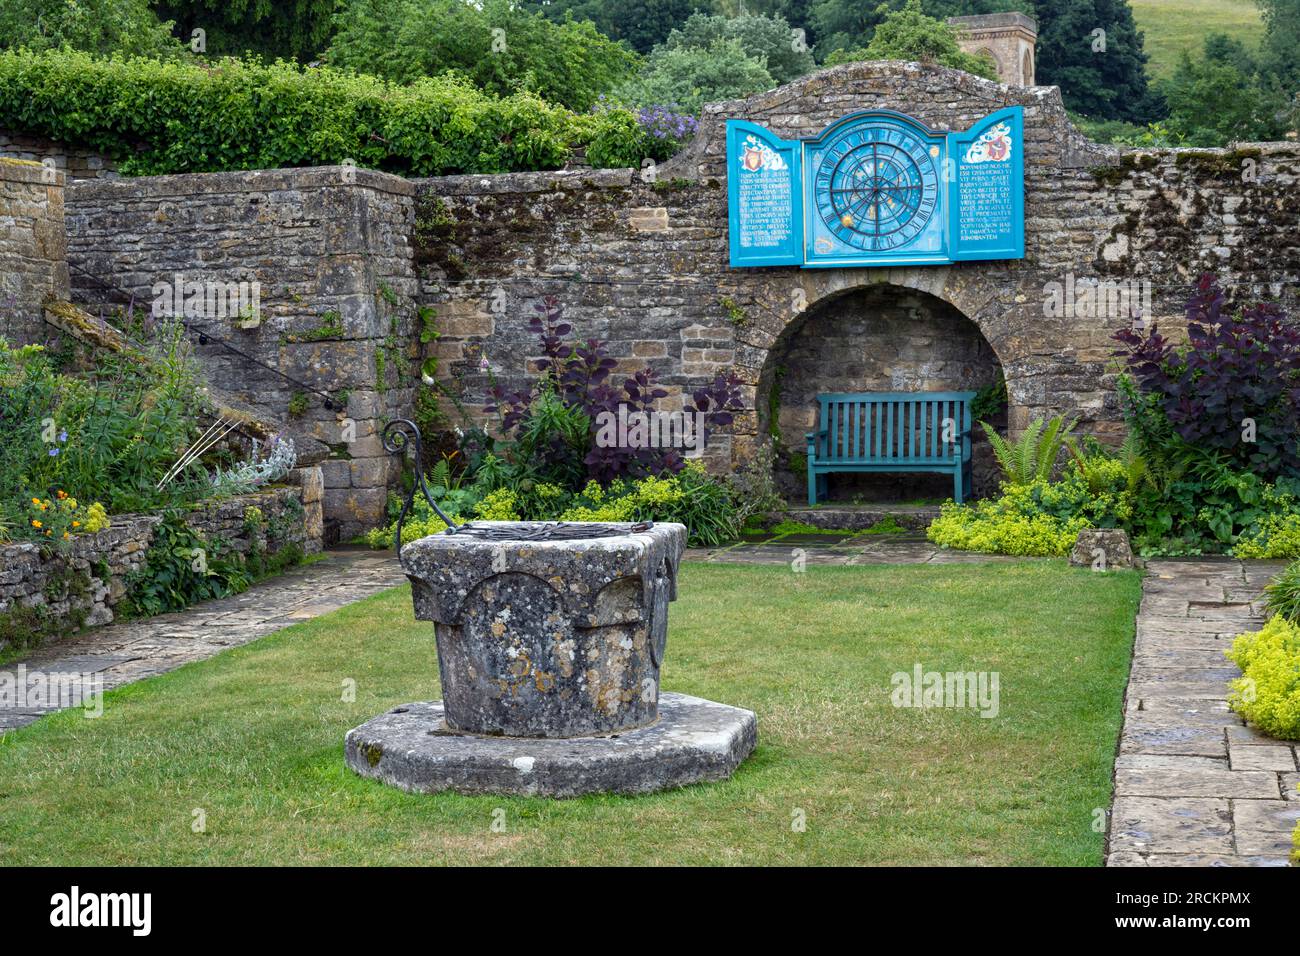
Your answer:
72;520;80;528
62;532;70;540
30;497;39;506
31;519;41;528
56;490;66;499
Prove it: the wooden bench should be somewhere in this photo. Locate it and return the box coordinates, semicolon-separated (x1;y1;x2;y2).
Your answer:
805;392;976;506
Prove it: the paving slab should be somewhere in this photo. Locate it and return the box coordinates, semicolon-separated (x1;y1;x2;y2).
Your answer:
1228;743;1298;772
1109;796;1233;855
1230;800;1300;856
1108;558;1298;867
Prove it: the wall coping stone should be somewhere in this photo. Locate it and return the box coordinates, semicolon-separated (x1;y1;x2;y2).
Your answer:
0;155;64;186
67;164;414;200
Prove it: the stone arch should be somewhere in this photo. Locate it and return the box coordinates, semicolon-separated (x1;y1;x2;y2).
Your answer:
977;47;1001;80
751;271;1020;501
1022;49;1034;85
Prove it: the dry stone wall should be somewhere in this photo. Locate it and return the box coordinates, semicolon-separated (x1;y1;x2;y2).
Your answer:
0;131;118;181
418;62;1300;474
0;484;312;654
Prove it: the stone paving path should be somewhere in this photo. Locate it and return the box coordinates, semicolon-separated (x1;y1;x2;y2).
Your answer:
1107;558;1299;867
685;531;1025;565
0;549;407;733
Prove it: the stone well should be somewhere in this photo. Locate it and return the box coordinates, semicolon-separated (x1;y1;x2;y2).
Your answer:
345;520;757;797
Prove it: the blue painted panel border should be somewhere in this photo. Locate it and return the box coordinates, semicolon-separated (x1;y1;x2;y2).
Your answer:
726;120;803;267
947;106;1025;261
724;107;1025;269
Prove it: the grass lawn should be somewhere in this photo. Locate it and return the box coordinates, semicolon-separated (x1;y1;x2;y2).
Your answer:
0;561;1141;866
1132;0;1264;79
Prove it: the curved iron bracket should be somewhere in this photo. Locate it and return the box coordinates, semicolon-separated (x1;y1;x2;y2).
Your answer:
382;419;460;553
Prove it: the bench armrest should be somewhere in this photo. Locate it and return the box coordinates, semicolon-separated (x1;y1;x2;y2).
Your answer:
804;429;826;441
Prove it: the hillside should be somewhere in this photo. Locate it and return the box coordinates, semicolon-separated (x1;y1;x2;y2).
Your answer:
1130;0;1265;78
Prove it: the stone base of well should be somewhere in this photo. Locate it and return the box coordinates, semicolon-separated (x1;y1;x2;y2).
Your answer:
344;692;757;798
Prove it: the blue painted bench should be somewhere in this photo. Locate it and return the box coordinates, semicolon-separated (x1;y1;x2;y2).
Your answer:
805;392;976;506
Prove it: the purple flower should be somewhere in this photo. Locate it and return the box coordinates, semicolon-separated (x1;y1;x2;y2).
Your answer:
48;447;59;456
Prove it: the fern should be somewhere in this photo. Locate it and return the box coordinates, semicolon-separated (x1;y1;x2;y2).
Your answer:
981;415;1076;486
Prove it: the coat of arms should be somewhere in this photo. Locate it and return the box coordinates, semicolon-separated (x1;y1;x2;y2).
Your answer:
963;122;1013;164
739;134;788;172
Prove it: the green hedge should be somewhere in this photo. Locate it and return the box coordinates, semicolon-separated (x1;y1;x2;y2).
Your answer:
0;48;651;176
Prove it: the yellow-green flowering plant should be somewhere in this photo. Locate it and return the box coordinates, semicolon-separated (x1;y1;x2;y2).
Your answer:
1225;616;1300;740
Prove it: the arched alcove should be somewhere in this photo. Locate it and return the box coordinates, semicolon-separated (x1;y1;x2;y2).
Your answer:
758;284;1006;502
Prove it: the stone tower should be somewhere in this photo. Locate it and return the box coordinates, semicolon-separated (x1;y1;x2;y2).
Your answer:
947;12;1038;86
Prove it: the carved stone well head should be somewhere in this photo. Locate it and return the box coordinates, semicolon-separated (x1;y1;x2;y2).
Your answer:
400;521;685;738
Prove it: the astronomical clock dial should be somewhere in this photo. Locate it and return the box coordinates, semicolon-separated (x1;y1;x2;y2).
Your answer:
812;122;940;253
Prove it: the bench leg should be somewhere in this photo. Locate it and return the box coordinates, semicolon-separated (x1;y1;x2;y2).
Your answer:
953;466;964;505
808;467;818;507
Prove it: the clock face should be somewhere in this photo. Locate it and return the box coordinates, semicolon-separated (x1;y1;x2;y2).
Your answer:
812;121;940;253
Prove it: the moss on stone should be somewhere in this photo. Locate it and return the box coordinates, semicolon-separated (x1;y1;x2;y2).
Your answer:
1089;164;1128;186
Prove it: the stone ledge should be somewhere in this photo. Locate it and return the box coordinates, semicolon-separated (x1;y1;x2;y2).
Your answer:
344;693;757;797
67;164;415;200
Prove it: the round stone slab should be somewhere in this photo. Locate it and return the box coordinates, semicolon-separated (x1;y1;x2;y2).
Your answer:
344;692;757;798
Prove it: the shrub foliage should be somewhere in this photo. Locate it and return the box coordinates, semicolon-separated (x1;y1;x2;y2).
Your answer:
1225;615;1300;740
0;48;663;176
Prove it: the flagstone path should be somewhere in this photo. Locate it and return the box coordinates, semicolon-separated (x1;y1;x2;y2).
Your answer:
1107;558;1298;867
0;549;407;732
684;530;1026;565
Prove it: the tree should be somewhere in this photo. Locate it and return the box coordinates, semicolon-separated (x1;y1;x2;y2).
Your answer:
660;11;815;83
1202;31;1258;76
521;0;708;54
1157;41;1290;145
810;0;1028;58
0;0;181;57
1256;0;1300;93
153;0;337;62
327;0;641;111
613;37;775;110
824;0;998;80
1031;0;1161;124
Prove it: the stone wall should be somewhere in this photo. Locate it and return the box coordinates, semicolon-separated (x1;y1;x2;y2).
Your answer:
1;59;1289;511
64;168;419;537
0;130;119;180
772;284;1002;499
417;61;1300;473
0;157;69;344
0;483;313;655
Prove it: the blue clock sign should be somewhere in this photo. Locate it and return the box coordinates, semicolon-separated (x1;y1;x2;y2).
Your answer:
726;107;1024;268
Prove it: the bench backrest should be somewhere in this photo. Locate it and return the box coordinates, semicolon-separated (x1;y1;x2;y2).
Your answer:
813;392;976;463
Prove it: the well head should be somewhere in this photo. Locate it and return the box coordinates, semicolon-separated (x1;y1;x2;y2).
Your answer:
400;521;686;738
